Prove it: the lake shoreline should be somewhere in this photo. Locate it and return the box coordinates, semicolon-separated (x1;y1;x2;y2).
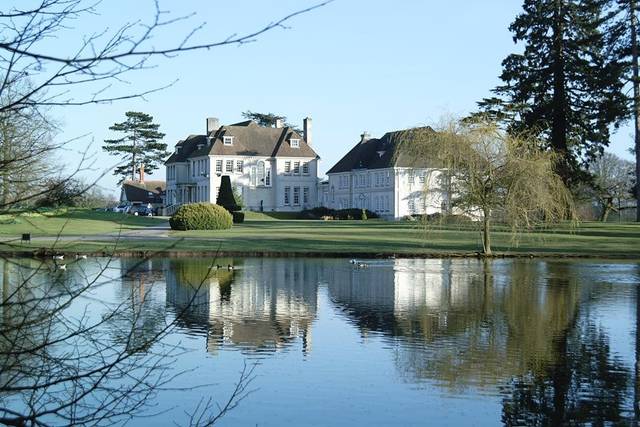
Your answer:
3;248;640;260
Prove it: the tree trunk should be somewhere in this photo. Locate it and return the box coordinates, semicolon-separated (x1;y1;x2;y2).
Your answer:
600;198;614;222
631;0;640;222
552;0;569;182
482;207;492;255
131;129;137;181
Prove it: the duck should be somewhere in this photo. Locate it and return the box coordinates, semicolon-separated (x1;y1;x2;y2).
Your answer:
52;254;64;260
357;262;369;268
75;254;87;260
349;259;358;264
227;264;234;271
58;264;67;270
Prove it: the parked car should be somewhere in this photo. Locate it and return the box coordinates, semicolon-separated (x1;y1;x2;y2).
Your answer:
112;204;128;213
129;205;153;216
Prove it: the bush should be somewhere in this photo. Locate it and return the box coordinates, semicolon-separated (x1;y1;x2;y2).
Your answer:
232;211;245;224
216;176;240;213
169;203;232;230
335;208;378;220
297;207;379;220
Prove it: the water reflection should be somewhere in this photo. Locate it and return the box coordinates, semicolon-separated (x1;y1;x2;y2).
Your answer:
166;258;319;354
15;256;634;425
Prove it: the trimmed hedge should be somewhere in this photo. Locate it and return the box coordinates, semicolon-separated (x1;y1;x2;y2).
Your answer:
232;211;245;224
169;203;232;231
298;207;379;220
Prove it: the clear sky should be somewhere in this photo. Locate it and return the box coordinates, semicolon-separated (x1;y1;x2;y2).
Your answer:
47;0;635;196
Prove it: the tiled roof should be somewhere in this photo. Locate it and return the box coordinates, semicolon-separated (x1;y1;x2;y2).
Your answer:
327;127;434;174
122;180;166;203
165;121;318;164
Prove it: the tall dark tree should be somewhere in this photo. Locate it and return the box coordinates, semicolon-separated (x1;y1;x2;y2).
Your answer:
607;0;640;221
241;111;301;131
474;0;628;186
103;111;167;184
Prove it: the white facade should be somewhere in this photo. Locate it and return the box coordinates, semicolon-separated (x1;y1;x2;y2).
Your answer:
326;167;448;219
166;119;319;213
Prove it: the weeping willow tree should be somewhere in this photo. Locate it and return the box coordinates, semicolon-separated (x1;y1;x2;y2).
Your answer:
402;121;574;255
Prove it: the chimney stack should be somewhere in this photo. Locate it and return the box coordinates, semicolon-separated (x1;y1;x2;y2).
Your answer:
275;118;284;129
360;132;371;143
139;164;145;182
206;117;220;135
303;117;312;147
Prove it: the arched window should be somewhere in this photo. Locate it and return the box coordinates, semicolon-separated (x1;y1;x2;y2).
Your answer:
257;161;265;185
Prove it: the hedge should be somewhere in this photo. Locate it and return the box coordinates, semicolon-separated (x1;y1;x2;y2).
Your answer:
298;207;379;220
169;203;232;230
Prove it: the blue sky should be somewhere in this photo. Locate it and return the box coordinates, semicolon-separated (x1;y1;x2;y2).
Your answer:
49;0;635;196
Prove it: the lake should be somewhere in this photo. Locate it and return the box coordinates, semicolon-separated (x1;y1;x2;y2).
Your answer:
1;257;639;426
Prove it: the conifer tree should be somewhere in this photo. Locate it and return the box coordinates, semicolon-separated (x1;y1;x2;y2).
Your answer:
473;0;628;186
103;111;167;184
607;0;640;220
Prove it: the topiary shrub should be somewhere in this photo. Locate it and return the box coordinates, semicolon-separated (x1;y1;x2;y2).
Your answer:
232;211;245;224
169;203;232;230
216;176;240;213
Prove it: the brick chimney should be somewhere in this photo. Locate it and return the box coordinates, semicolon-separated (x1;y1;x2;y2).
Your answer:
206;117;220;135
139;164;145;182
303;117;312;147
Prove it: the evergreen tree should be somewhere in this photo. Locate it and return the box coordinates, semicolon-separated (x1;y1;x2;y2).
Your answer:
216;175;240;213
241;111;301;131
103;112;167;184
607;0;640;221
473;0;628;186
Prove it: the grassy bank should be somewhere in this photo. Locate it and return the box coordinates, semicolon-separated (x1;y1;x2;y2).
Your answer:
0;208;165;235
0;209;639;257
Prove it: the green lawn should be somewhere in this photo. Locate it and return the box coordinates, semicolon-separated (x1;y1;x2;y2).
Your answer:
163;219;640;256
1;209;638;257
0;208;165;235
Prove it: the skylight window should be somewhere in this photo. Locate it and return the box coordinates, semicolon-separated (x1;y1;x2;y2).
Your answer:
290;139;300;148
223;136;234;145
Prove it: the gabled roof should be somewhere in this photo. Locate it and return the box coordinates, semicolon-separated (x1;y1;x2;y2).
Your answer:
326;127;434;174
121;180;166;203
165;120;318;164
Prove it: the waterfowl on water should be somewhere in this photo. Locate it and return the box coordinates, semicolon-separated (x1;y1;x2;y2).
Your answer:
349;259;358;264
58;264;67;270
75;254;87;259
53;254;64;260
227;264;234;271
356;262;368;268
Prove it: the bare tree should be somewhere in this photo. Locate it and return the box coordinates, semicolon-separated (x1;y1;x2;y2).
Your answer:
0;0;331;114
402;120;574;255
0;1;330;424
589;151;635;221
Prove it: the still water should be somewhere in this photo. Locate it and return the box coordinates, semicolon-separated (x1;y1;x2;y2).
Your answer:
2;257;640;426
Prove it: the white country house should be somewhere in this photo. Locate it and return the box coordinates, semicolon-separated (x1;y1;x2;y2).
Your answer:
325;128;450;219
165;117;319;214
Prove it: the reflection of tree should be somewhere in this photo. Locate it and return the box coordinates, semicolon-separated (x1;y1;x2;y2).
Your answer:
501;320;630;426
109;258;168;354
165;258;319;355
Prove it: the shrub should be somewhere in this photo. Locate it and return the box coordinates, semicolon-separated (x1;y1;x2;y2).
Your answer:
361;209;367;220
216;176;240;213
335;208;378;220
169;203;232;230
232;211;245;224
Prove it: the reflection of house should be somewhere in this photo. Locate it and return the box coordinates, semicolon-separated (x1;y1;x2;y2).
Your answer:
165;117;320;214
165;258;320;355
326;128;450;219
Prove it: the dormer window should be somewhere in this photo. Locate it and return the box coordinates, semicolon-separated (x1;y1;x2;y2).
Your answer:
175;146;181;153
223;136;234;145
290;139;300;148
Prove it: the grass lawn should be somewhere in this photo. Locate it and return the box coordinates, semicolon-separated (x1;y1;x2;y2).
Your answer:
0;208;165;236
1;209;638;257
